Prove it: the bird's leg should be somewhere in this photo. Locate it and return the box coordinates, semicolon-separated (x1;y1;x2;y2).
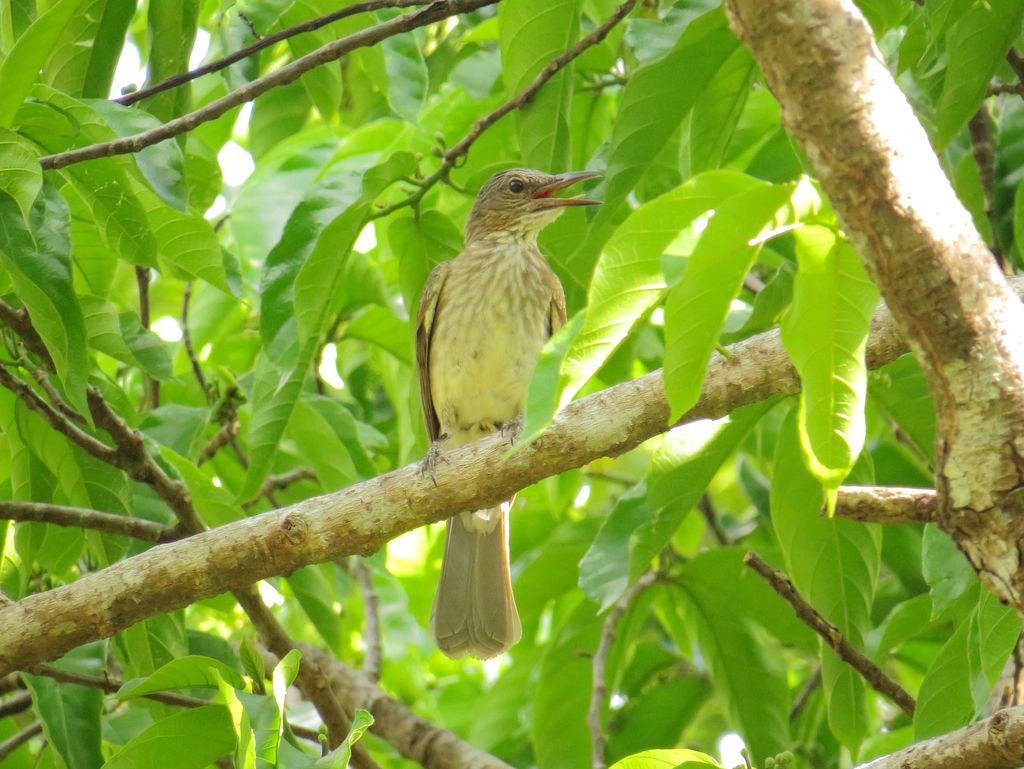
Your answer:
499;415;524;447
420;436;449;486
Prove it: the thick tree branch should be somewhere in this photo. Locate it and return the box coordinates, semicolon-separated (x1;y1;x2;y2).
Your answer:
854;705;1024;769
725;0;1024;611
831;486;937;525
0;278;944;674
0;500;178;543
38;0;498;171
114;0;430;107
744;552;916;717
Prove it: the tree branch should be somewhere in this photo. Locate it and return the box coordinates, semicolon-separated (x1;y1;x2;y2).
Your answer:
370;0;638;219
830;486;937;525
589;570;658;769
725;0;1024;611
114;0;430;107
0;500;178;543
0;269;967;674
854;705;1024;769
39;0;499;171
0;721;42;761
743;552;915;717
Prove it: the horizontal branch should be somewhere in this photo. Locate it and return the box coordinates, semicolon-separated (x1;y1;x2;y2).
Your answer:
744;552;916;717
854;705;1024;769
0;500;178;543
39;0;498;171
0;277;936;673
831;486;937;525
115;0;429;107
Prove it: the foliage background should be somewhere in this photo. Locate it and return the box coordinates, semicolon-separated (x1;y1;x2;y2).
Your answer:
0;0;1021;767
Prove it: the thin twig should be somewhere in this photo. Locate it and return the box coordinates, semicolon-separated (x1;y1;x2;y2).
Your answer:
589;570;658;769
0;302;53;370
0;500;178;543
967;106;1007;273
30;368;87;425
181;282;208;398
0;690;31;718
988;82;1024;97
345;559;383;682
135;267;160;410
243;467;318;510
698;495;730;546
743;552;916;717
371;0;639;219
0;720;41;761
197;421;239;466
40;0;498;171
116;0;429;106
789;668;821;722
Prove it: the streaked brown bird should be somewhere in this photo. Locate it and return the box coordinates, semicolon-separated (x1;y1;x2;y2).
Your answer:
416;167;601;659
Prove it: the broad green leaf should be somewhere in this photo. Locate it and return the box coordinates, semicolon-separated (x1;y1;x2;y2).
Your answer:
520;311;584;444
0;186;89;412
286;564;343;651
868;355;935;460
249;80;312;160
165;449;242;528
528;171;762;438
23;643;105;769
288;400;356;492
81;295;173;380
314;709;374;768
272;649;302;718
934;0;1024;149
118;655;247;699
103;705;236;769
212;668;257;769
563;8;739;284
780;227;879;504
608;748;721;769
281;0;344;122
343;306;412;365
45;0;134;98
688;45;757;174
499;0;580;171
390;209;463;311
579;400;772;609
141;0;200;123
0;127;41;217
675;569;791;763
914;585;1022;739
663;182;796;419
0;0;89;126
772;409;881;754
380;25;428;122
921;523;975;620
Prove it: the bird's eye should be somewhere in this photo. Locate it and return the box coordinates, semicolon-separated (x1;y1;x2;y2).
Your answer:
508;178;525;193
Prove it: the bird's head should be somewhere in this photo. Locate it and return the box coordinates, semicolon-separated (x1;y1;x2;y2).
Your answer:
464;168;601;245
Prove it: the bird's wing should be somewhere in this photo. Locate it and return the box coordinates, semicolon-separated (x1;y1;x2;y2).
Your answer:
547;270;567;338
415;261;451;442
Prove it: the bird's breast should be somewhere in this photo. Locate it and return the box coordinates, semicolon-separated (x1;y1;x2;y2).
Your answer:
429;247;554;443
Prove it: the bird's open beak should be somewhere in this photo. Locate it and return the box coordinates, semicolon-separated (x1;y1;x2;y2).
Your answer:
532;170;602;207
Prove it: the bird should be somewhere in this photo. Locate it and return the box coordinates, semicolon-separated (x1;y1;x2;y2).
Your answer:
415;167;601;659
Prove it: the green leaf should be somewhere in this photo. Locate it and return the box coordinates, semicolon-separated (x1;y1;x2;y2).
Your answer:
499;0;580;171
272;649;302;718
118;655;247;700
688;45;757;174
914;585;1022;739
520;311;584;444
563;8;739;284
380;26;428;122
934;0;1024;149
344;306;412;365
780;227;879;501
608;748;721;769
0;0;89;127
23;643;105;769
663;181;796;419
0;127;42;217
771;408;881;754
281;0;344;122
103;705;236;769
675;569;791;763
141;0;200;123
389;209;462;311
314;709;374;768
0;186;88;412
921;523;975;620
80;295;172;380
212;668;257;769
534;171;762;438
45;0;134;98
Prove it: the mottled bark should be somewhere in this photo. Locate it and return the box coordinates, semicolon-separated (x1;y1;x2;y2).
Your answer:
726;0;1024;611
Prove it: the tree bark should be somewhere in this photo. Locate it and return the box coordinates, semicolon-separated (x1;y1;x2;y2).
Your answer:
725;0;1024;611
0;279;978;675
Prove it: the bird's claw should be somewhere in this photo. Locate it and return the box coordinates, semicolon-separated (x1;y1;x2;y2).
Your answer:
500;415;524;447
420;440;449;486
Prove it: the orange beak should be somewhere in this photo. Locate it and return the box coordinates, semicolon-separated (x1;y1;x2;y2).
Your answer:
532;170;602;207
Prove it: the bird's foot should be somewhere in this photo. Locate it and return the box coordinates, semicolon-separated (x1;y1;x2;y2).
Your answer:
499;415;524;447
420;439;449;486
